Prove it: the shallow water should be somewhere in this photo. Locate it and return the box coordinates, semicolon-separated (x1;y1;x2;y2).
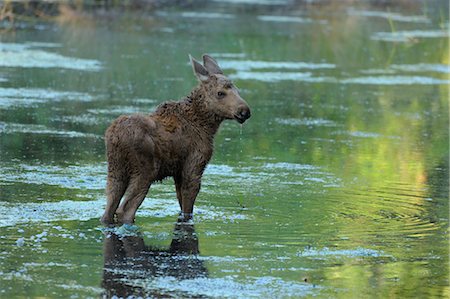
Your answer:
0;1;449;298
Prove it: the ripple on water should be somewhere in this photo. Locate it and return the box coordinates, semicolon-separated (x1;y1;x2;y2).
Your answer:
204;162;341;190
0;163;254;226
230;71;334;83
344;130;385;138
57;114;110;126
0;199;104;227
209;53;246;59
340;75;450;85
0;87;94;109
180;12;235;19
2;159;342;206
258;15;326;24
0;122;99;138
0;163;107;190
132;98;158;104
296;247;389;258
262;162;319;171
220;60;335;71
0;160;339;227
87;105;153;115
212;0;289;4
220;57;449;84
371;30;448;42
390;63;450;74
361;63;450;75
225;71;449;85
324;184;440;244
0;196;251;227
219;58;336;83
0;42;102;70
120;275;319;298
275;117;337;127
57;101;157;125
347;9;430;23
204;164;235;175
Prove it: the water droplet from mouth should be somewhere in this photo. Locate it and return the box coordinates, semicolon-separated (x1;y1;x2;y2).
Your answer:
239;124;243;154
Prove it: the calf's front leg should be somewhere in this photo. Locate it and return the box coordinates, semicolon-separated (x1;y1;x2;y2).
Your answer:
178;176;201;222
174;175;183;210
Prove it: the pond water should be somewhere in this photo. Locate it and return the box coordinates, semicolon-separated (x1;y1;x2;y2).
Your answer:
0;1;449;298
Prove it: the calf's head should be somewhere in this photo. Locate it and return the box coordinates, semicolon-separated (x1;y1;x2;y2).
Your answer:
190;54;251;124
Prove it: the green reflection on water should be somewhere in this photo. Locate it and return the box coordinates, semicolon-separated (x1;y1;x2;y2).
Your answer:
0;1;448;298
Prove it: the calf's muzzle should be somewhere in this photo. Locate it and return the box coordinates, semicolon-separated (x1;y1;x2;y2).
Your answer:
236;105;251;124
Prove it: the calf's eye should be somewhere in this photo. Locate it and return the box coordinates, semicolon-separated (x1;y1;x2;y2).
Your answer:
217;91;226;98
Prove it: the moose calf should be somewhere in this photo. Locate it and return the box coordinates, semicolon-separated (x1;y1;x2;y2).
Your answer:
101;55;251;225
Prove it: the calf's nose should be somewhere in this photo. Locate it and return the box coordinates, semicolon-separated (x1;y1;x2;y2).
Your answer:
237;105;251;123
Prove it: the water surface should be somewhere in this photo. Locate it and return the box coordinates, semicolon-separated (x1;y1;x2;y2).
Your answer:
0;1;448;298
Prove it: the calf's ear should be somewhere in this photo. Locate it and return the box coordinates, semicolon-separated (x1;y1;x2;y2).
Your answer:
190;55;209;82
203;54;223;75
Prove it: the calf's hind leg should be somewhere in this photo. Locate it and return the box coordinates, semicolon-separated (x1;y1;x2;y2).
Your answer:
101;176;128;225
116;144;156;224
116;175;152;224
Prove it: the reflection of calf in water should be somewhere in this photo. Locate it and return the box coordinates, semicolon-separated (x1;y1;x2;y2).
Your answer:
102;222;208;298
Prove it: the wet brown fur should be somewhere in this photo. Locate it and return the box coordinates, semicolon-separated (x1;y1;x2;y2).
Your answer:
101;55;251;224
